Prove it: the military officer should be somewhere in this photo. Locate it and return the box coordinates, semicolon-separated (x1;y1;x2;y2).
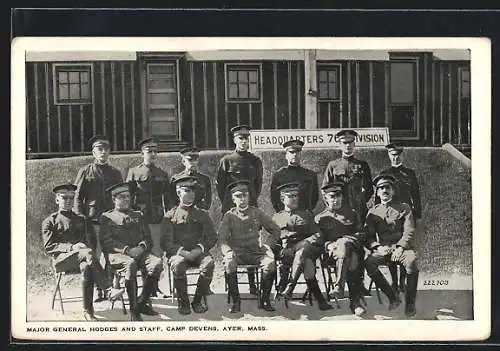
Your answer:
42;184;124;320
73;135;123;301
270;139;319;213
170;147;212;210
364;174;420;317
218;180;281;313
314;180;366;317
126;137;170;258
272;182;332;311
216;124;264;294
161;175;217;315
99;182;164;321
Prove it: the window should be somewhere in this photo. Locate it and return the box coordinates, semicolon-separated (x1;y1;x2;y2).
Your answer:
389;60;417;132
459;67;470;98
317;65;340;101
225;64;262;102
53;64;93;105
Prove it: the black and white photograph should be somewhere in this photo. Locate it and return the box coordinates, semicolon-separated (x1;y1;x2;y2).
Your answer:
11;37;490;341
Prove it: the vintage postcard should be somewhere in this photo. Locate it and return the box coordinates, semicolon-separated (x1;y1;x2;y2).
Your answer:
11;37;490;341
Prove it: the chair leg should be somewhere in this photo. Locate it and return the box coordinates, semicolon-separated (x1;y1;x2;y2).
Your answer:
225;272;230;304
51;272;62;310
57;278;65;314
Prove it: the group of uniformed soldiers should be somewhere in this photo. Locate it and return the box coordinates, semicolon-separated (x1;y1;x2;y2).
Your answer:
42;124;422;321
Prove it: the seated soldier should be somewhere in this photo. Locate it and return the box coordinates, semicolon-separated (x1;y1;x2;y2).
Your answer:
99;182;164;321
42;184;124;321
218;180;281;313
364;174;420;317
315;180;367;317
161;175;217;315
272;182;333;311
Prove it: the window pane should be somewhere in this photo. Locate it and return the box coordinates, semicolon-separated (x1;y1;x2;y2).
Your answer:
149;78;175;89
319;70;327;82
59;72;68;83
149;65;174;74
229;83;238;98
328;83;337;99
228;70;237;83
81;83;90;100
328;70;337;82
150;109;177;119
70;84;80;100
149;93;177;105
69;71;80;83
80;72;89;83
238;71;248;82
390;62;415;104
461;69;470;82
248;70;258;83
249;83;258;99
150;121;177;137
319;82;328;99
59;84;69;100
238;83;248;98
391;105;415;131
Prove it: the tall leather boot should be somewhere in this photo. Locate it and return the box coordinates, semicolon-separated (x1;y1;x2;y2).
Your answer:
137;276;160;316
276;264;290;295
174;277;191;315
369;270;401;311
282;263;304;299
82;279;97;320
247;268;258;295
125;279;142;321
332;256;351;299
400;267;407;293
259;272;276;312
389;263;399;293
192;275;211;313
305;278;333;311
226;272;241;313
346;271;366;317
405;271;419;317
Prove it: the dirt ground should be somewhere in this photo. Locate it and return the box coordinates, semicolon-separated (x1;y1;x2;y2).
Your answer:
26;262;473;322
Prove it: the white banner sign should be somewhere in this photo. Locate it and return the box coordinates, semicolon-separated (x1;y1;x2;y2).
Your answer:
249;128;390;151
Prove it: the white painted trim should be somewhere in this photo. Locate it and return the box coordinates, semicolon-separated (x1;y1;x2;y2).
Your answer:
26;51;137;62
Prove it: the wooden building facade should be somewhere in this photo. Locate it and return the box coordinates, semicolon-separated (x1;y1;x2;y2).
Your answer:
25;50;471;157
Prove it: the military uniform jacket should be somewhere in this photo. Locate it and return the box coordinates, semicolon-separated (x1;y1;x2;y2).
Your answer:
215;151;263;213
379;165;421;219
170;169;212;210
126;163;170;224
161;204;217;257
270;165;319;213
41;211;96;258
99;209;153;254
314;206;364;249
364;201;415;250
272;209;323;249
74;162;123;221
218;206;281;257
322;156;373;219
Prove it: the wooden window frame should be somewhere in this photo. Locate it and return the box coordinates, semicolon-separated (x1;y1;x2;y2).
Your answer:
224;63;263;103
458;66;471;99
52;63;93;105
317;63;342;102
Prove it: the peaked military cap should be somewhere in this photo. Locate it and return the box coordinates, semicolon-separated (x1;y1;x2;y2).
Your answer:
138;137;159;150
282;139;304;152
321;180;345;194
52;183;77;194
385;142;404;155
106;182;131;197
179;147;200;159
173;175;198;188
335;129;358;142
276;181;301;194
372;174;396;188
227;179;250;194
230;124;252;136
88;135;110;149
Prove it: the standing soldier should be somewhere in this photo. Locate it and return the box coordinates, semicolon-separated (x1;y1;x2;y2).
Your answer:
270;139;319;213
364;174;420;317
378;142;422;294
218;180;282;313
42;184;124;320
170;147;212;210
272;182;333;311
161;175;217;315
322;129;373;296
216;124;263;294
73;135;123;302
99;182;164;321
315;180;367;317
